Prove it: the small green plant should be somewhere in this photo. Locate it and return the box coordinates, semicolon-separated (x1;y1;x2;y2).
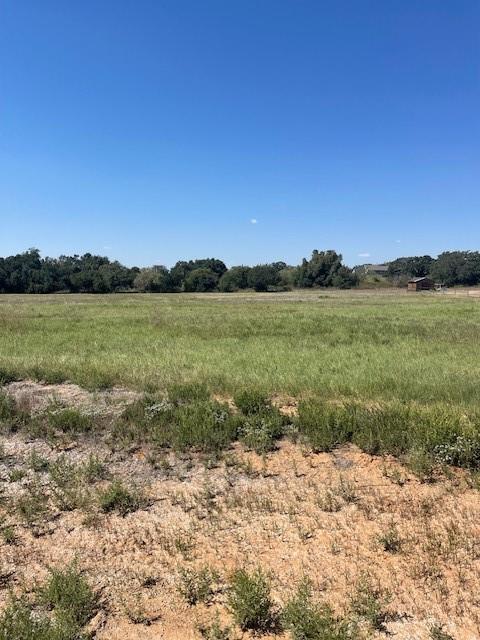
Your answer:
48;456;86;511
178;566;218;605
316;489;342;513
0;596;54;640
38;562;97;631
198;615;234;640
1;524;17;545
81;454;108;483
282;578;351;640
336;476;358;504
228;568;276;632
98;480;147;516
47;408;91;435
378;523;403;553
430;624;454;640
28;449;50;473
405;448;437;482
8;468;26;482
350;574;390;631
15;480;50;527
234;390;269;415
239;411;285;454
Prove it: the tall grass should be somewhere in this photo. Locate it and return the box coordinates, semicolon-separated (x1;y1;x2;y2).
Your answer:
0;292;479;407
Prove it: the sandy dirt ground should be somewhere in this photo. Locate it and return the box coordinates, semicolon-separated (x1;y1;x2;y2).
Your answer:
1;383;479;639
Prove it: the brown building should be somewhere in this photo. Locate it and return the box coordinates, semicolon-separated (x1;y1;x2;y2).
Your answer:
407;277;435;292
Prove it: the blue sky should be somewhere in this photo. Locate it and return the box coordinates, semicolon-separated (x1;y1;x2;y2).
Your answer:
1;1;479;267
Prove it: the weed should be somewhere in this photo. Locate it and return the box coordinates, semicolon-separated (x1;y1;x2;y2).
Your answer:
9;468;26;482
15;480;50;527
239;409;285;454
316;490;342;513
336;476;358;504
47;408;91;435
350;574;390;630
49;456;86;511
28;449;50;473
234;390;269;415
430;624;454;640
0;596;53;640
378;523;403;553
98;480;147;516
282;578;352;640
38;562;97;630
198;615;234;640
1;524;17;545
228;568;276;632
178;566;218;605
81;454;109;483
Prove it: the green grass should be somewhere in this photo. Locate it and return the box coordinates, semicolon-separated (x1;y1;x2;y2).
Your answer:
0;291;480;407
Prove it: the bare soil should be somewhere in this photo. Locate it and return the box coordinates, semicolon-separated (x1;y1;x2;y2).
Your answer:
1;383;479;639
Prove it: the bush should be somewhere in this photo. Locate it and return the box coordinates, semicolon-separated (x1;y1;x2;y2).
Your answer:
239;411;285;454
171;401;239;452
48;408;91;435
350;575;389;630
282;578;350;640
98;480;147;516
0;596;54;640
234;390;269;415
228;568;276;632
297;400;354;452
38;563;97;630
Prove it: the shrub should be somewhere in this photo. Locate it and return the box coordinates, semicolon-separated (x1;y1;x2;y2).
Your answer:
48;456;86;511
234;390;269;415
1;524;17;545
81;454;108;483
239;411;285;454
98;480;146;516
378;523;403;553
350;575;389;630
430;625;454;640
168;401;239;452
282;578;351;640
38;563;97;630
15;480;50;527
0;596;54;640
297;401;354;452
228;568;276;632
48;408;91;435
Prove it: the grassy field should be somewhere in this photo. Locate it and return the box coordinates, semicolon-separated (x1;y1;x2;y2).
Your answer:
1;290;480;406
2;290;480;639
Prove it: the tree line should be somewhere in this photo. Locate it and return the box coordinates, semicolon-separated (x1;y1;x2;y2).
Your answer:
1;248;479;294
384;251;480;287
0;248;358;293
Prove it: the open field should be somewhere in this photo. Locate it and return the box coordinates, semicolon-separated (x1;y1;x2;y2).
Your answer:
1;290;480;406
1;291;480;639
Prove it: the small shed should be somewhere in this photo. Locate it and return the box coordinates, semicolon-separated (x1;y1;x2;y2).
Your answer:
407;277;435;292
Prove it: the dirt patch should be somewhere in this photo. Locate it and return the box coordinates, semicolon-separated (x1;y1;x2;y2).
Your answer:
5;380;141;416
1;426;479;639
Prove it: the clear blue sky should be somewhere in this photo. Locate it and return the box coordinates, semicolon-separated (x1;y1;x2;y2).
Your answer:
1;1;479;267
